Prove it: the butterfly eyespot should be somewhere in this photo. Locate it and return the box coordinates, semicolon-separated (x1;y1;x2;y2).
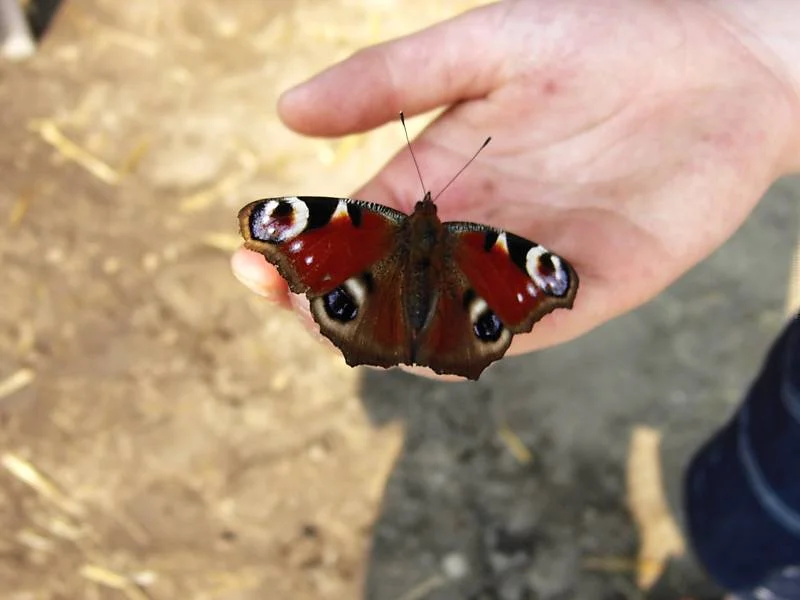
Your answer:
525;246;570;297
323;287;358;322
463;290;505;343
250;197;310;243
473;310;504;342
272;202;293;217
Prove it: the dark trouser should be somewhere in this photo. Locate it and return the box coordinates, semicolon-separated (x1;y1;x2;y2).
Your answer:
685;314;800;598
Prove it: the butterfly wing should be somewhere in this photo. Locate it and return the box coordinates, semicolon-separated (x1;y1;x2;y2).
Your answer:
238;196;413;368
414;222;579;379
239;198;579;379
412;271;512;379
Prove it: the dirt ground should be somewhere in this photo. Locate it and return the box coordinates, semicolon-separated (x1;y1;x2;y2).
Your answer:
1;1;799;599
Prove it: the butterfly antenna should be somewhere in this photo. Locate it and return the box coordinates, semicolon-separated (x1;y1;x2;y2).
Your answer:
400;112;427;197
433;136;491;202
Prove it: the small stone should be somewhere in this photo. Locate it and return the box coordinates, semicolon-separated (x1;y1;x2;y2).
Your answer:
102;256;121;274
441;552;469;580
45;247;64;264
132;570;157;586
142;253;159;271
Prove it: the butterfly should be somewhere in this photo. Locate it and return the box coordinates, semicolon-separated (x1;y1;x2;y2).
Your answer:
238;119;578;380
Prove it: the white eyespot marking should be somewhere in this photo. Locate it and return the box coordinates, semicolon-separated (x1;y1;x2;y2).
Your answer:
525;245;570;297
342;276;368;308
468;296;489;324
304;255;314;266
252;196;309;243
494;232;509;254
331;199;350;222
494;327;512;348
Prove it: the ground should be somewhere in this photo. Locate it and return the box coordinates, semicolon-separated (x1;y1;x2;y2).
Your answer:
0;1;798;599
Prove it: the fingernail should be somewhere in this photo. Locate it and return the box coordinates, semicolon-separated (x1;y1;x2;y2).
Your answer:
278;81;307;107
232;268;272;298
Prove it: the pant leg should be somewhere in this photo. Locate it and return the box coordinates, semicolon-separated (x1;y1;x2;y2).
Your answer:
685;314;800;596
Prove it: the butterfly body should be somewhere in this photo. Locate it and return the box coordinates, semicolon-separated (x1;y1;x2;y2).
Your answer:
239;193;578;380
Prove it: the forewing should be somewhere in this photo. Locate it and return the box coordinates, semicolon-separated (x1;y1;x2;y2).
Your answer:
238;196;406;295
238;196;412;368
444;222;578;333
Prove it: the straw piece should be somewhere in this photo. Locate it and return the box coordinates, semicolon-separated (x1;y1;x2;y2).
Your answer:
202;232;242;252
497;425;534;465
626;426;685;590
394;574;446;600
0;368;34;399
80;564;151;600
29;120;121;185
8;189;32;226
1;453;86;517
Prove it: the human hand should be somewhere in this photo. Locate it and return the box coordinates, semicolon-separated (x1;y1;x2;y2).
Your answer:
233;0;800;370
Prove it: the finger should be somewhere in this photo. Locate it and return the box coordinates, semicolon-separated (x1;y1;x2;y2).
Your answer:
231;248;291;307
278;3;505;137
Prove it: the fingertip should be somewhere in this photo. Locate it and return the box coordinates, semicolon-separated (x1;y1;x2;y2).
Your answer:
276;4;502;137
231;248;290;302
396;365;467;382
276;79;314;132
277;56;387;136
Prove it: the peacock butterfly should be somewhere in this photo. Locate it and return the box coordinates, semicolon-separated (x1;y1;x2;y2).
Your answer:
238;116;579;380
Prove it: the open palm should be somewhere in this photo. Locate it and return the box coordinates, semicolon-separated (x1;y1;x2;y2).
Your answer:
233;0;800;367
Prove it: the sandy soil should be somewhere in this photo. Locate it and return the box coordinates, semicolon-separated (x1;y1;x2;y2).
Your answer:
1;1;798;599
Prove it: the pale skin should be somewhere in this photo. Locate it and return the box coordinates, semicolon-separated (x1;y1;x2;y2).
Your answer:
232;0;800;379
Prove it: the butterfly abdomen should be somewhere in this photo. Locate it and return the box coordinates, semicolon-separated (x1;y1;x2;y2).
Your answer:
403;200;449;360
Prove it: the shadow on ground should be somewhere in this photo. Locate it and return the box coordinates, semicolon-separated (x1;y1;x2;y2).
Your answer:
358;179;799;599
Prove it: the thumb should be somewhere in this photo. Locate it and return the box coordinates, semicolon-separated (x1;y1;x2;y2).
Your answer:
277;3;506;137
